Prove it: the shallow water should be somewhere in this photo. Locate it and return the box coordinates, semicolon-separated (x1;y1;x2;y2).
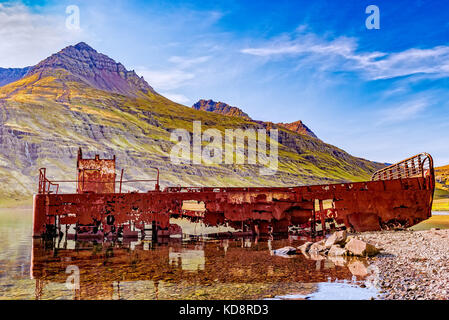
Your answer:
0;208;378;300
431;211;449;215
270;281;378;300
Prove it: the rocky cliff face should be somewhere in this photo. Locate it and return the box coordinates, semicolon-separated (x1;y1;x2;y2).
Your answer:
0;67;31;87
28;42;154;97
277;120;317;139
0;42;384;202
192;99;252;120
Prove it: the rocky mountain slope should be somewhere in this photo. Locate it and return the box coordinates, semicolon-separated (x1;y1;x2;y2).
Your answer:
0;42;384;202
0;67;31;87
27;42;154;97
277;120;317;139
192;100;318;139
192;99;252;120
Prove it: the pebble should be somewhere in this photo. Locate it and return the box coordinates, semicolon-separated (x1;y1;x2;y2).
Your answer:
358;229;449;300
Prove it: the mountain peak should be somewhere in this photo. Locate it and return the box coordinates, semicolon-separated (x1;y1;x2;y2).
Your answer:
277;120;317;138
72;42;96;51
27;42;154;96
192;99;252;120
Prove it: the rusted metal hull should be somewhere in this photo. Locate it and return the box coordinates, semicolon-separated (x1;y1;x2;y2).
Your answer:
32;152;435;237
32;175;434;237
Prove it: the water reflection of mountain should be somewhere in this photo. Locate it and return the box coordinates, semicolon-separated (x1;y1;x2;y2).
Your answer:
30;237;366;300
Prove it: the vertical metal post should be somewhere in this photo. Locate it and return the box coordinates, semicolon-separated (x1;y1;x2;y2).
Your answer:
152;220;158;243
311;200;316;238
82;169;85;192
155;168;160;191
319;199;326;235
119;169;124;194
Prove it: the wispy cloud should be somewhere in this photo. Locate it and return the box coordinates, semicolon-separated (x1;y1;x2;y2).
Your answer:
377;98;430;124
0;3;88;67
168;55;211;68
136;54;211;90
241;31;449;81
136;68;195;91
136;55;211;103
160;92;191;105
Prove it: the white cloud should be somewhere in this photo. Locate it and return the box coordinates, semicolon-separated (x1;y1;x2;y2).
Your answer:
378;98;429;124
160;92;191;105
136;54;210;98
241;32;449;81
168;55;211;68
0;3;89;67
136;68;194;91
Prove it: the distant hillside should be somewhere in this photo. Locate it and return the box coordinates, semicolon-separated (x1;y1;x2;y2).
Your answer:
435;165;449;192
0;67;31;87
433;165;449;210
0;42;384;202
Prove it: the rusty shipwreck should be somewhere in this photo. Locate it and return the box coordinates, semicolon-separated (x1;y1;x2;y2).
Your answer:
32;149;435;239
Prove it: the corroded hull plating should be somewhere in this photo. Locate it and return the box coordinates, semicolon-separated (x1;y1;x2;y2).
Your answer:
32;152;435;237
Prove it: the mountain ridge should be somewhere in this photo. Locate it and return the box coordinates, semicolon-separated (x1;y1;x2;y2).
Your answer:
192;99;318;139
0;67;31;87
277;120;317;139
192;99;252;120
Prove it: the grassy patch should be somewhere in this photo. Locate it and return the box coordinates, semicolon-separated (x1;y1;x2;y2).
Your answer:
432;198;449;211
410;215;449;230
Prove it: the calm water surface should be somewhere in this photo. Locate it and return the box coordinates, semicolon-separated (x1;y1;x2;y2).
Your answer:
0;208;382;300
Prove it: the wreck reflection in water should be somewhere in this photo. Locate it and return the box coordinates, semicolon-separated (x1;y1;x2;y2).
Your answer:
30;236;375;300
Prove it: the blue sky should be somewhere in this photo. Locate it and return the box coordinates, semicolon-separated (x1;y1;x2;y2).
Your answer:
1;0;449;165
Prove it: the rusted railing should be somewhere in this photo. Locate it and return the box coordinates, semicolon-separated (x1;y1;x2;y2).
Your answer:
371;153;434;181
38;168;60;194
38;168;160;194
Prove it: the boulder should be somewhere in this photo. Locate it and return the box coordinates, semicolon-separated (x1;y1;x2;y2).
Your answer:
324;230;347;248
328;245;347;256
309;240;327;255
344;238;379;257
273;246;297;256
298;242;313;255
308;252;326;261
329;255;347;267
345;235;355;244
348;260;369;276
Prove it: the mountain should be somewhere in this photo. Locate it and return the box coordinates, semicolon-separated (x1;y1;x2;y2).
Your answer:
0;67;31;87
28;42;154;97
192;100;318;139
192;99;252;120
0;42;384;203
277;120;317;139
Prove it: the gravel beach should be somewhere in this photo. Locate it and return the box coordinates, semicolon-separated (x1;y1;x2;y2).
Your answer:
358;229;449;300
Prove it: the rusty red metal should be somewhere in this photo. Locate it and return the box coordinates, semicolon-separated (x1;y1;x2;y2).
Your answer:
76;148;116;194
32;151;435;238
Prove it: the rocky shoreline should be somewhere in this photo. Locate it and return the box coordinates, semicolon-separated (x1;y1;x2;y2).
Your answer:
358;229;449;300
275;228;448;300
